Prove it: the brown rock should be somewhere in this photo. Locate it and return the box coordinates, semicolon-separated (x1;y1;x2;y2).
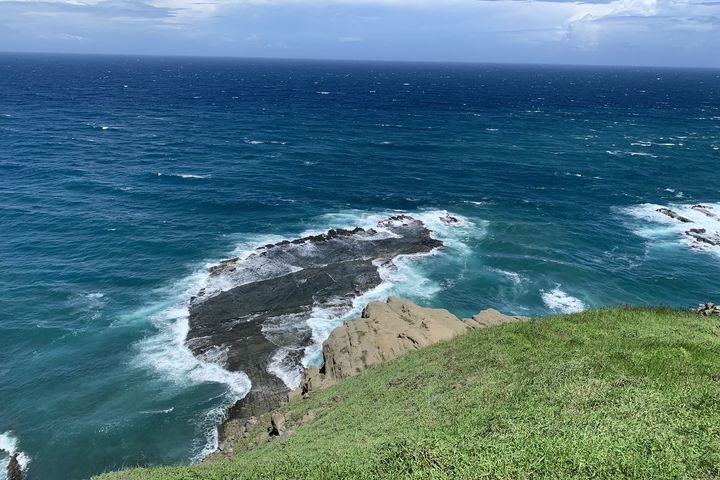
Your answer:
466;308;528;328
270;412;286;436
298;297;471;393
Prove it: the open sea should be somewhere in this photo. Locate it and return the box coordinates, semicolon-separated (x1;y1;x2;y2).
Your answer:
1;53;719;479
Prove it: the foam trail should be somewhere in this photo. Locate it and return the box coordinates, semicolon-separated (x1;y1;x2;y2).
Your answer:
0;431;30;480
489;268;524;285
541;286;585;314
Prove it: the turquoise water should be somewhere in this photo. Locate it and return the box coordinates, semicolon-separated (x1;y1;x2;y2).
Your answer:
1;54;720;479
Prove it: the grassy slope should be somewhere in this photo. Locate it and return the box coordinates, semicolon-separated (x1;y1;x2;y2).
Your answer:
98;307;720;479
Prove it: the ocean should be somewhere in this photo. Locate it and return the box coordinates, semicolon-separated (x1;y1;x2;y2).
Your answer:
1;53;719;479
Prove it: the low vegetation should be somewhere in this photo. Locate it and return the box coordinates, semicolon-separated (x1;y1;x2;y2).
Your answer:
97;307;720;479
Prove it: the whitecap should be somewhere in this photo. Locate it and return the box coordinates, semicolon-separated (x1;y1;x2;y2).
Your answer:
316;91;330;95
541;286;585;314
245;140;264;145
156;173;209;179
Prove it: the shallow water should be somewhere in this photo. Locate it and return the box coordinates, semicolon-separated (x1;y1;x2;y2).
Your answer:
1;54;719;479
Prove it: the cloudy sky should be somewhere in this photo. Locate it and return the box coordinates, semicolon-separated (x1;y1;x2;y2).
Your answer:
1;0;719;67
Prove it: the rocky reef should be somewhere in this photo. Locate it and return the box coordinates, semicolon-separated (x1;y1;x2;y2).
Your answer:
186;216;444;428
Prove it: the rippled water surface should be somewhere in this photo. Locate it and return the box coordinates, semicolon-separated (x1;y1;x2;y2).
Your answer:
1;54;719;479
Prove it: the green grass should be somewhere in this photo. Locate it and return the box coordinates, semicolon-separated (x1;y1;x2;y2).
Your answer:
97;307;720;479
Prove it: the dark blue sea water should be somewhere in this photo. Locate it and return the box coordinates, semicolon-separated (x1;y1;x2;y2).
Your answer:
1;53;720;479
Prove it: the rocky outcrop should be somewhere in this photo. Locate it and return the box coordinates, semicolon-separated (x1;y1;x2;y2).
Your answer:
295;297;525;396
6;454;24;480
187;216;446;431
657;208;692;223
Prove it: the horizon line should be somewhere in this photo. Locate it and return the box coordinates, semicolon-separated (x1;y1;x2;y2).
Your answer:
2;50;719;71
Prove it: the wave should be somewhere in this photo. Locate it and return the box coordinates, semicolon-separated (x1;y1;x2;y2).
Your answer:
541;286;585;314
0;431;30;480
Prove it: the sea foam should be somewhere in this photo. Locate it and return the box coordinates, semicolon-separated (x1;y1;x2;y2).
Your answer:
541;286;585;314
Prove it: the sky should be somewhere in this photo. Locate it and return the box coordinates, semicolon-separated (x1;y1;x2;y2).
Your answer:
1;0;719;67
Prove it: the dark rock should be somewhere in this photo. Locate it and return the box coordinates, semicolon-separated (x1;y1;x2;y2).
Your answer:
685;229;720;246
6;454;24;480
440;215;459;224
657;208;692;223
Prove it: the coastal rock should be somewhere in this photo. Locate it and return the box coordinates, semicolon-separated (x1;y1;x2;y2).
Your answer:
656;207;693;223
297;297;522;396
686;228;720;246
6;454;24;480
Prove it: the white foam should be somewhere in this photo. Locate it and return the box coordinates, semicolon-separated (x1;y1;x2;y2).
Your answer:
625;202;720;253
268;347;304;389
541;286;585;314
245;140;264;145
316;91;330;95
489;268;524;285
0;431;30;478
